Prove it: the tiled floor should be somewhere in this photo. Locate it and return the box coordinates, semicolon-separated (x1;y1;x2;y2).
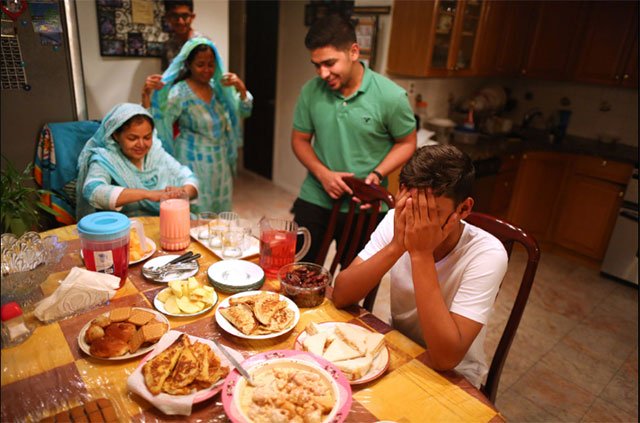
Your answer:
233;169;638;422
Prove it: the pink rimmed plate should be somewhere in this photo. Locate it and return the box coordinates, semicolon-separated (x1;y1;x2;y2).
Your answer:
222;349;352;423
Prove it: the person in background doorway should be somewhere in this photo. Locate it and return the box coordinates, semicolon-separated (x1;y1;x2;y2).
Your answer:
146;37;252;213
291;14;417;263
332;145;508;388
141;0;205;107
76;103;198;219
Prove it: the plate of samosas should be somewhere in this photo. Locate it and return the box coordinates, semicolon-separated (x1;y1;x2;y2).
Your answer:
215;291;299;340
78;306;169;360
127;331;242;406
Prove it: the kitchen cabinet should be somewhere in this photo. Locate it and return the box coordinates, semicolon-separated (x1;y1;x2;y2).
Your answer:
507;151;571;240
387;0;485;77
573;1;638;87
475;1;536;76
521;1;586;80
489;153;520;219
553;157;632;260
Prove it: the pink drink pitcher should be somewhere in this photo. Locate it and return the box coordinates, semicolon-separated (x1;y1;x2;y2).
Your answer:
160;191;191;251
258;217;311;279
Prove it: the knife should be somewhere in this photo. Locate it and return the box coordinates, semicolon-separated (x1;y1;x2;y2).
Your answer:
211;337;254;386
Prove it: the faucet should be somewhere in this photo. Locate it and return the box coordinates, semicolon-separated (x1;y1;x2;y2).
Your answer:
521;108;543;129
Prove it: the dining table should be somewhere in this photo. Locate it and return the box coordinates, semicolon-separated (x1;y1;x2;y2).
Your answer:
1;216;504;422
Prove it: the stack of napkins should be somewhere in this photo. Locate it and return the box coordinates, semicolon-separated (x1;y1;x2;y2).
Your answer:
34;267;120;323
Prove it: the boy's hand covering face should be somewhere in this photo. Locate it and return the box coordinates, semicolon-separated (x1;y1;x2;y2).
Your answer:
391;188;411;252
404;188;460;255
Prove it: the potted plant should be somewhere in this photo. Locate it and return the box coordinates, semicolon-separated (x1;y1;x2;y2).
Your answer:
1;155;58;236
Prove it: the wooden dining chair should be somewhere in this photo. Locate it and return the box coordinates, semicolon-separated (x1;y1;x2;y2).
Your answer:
314;176;395;312
464;211;541;403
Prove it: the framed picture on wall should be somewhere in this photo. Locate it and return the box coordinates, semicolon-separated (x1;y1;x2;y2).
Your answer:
353;15;378;70
96;0;168;58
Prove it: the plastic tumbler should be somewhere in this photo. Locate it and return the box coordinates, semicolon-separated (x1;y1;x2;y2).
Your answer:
160;191;191;251
77;211;131;288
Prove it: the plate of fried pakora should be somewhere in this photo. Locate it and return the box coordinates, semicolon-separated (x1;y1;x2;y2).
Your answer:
128;331;242;404
78;306;169;360
214;291;300;340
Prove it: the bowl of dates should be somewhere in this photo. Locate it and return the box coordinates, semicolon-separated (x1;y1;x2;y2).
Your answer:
277;262;332;308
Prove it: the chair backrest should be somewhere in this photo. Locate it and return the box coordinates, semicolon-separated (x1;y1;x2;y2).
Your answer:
464;211;540;403
315;176;395;312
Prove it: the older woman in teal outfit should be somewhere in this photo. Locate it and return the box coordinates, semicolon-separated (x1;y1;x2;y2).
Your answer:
144;37;253;213
76;103;198;219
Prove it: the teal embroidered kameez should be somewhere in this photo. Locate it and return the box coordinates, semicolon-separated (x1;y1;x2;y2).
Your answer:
151;38;252;214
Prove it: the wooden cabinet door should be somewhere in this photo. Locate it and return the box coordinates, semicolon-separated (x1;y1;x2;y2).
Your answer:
573;1;637;85
523;1;585;80
553;175;624;259
621;32;638;89
490;170;517;218
494;1;537;76
507;152;570;240
386;0;435;77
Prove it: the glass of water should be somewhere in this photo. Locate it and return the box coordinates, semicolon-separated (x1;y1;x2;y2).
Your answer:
197;212;217;240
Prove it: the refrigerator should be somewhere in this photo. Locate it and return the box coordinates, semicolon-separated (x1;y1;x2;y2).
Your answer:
1;0;85;173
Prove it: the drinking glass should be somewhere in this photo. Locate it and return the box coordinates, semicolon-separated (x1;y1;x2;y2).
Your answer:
197;212;217;240
221;227;246;259
208;211;238;249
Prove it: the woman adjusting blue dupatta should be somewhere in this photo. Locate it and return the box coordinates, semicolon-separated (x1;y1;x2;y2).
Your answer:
150;37;253;214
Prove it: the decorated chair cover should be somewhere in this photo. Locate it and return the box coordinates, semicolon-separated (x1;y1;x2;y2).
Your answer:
34;120;101;225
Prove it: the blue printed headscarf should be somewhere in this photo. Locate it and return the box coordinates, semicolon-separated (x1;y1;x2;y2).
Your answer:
76;103;179;219
150;37;242;165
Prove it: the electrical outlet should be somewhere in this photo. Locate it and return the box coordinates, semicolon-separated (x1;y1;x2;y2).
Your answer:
408;81;415;94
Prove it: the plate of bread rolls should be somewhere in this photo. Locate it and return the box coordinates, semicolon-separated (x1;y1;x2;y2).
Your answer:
78;306;170;360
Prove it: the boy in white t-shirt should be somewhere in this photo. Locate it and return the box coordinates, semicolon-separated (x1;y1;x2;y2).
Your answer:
332;145;508;387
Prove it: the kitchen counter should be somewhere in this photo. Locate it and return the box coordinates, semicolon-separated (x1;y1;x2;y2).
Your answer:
450;128;639;166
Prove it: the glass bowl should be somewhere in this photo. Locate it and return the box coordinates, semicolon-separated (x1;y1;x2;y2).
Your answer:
1;232;67;309
278;262;332;308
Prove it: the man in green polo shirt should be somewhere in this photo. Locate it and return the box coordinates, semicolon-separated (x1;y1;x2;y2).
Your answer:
291;14;417;264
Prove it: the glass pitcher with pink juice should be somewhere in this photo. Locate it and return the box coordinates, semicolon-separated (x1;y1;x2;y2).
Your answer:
160;191;191;251
258;217;311;279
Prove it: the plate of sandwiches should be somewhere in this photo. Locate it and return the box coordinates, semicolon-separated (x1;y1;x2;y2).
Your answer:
78;306;170;360
127;331;243;406
215;291;300;340
294;321;389;384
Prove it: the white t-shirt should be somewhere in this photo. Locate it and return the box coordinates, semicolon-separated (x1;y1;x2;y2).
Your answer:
358;210;508;387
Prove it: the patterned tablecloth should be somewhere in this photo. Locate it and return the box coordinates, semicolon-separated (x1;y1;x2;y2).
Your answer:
1;217;504;422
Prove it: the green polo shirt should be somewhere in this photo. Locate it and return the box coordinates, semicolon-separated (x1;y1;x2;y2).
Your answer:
293;64;416;211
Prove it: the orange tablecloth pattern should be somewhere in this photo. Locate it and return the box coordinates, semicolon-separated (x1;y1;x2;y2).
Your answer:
1;217;504;422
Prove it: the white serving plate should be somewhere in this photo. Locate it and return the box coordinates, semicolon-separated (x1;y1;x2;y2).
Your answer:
153;288;218;317
142;254;199;282
78;307;169;360
215;291;300;340
294;321;390;385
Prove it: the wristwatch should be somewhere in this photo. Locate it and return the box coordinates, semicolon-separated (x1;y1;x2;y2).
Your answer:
372;170;383;181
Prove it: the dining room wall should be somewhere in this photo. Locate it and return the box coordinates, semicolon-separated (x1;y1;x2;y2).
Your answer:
75;0;229;120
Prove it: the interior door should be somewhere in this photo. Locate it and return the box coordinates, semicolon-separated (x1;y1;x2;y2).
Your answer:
242;0;279;180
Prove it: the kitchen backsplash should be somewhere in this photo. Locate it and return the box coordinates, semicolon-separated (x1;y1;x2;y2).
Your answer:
391;77;638;147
